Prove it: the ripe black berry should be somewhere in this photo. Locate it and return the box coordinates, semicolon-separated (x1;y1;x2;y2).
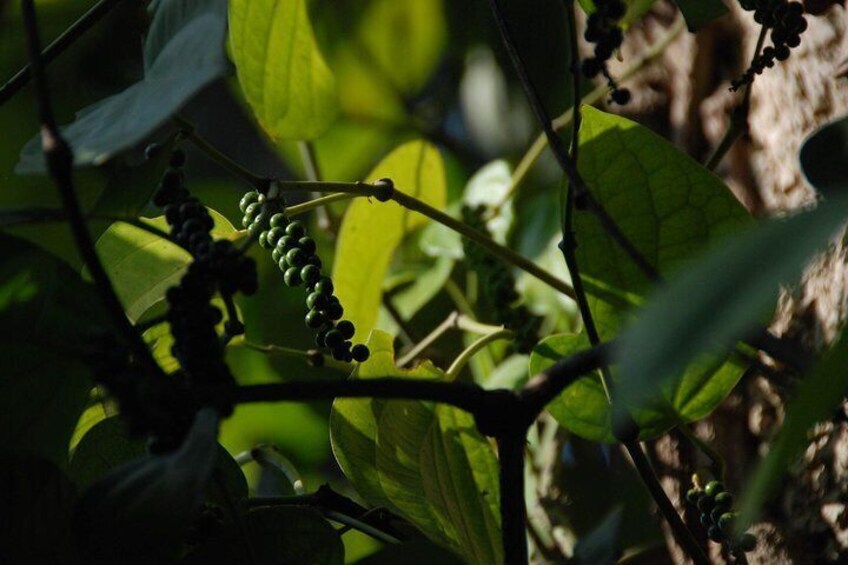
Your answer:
351;344;369;362
611;88;631;106
336;320;355;339
325;330;343;349
305;309;325;329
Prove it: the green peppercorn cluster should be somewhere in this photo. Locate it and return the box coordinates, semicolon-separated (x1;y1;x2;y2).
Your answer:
239;189;370;363
733;1;808;90
461;205;542;353
580;0;631;105
685;480;757;555
153;149;258;417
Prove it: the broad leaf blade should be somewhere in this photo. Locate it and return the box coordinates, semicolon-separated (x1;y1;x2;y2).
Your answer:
69;417;147;490
800;115;848;196
330;330;502;563
615;195;848;416
554;105;752;441
229;0;338;140
333;141;446;342
94;210;236;322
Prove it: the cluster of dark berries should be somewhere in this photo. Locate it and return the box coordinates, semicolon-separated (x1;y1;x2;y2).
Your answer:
685;479;757;556
239;188;370;363
580;0;631;105
733;1;807;90
461;205;542;353
152;148;258;416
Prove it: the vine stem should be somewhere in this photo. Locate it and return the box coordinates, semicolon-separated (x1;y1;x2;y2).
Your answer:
498;431;529;565
1;0;125;105
286;193;357;217
397;311;504;367
20;0;161;377
705;25;769;171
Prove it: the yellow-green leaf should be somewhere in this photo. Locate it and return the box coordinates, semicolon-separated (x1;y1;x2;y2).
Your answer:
333;141;446;342
330;330;501;562
93;210;235;322
229;0;338;140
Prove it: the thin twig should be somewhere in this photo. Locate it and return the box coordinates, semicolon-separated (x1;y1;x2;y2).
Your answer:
446;329;514;379
286;193;358;217
20;0;161;377
1;0;125;105
240;341;354;373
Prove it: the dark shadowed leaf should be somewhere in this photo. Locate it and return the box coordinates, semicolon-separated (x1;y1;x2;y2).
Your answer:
673;0;728;30
0;233;107;465
571;507;624;565
0;452;78;564
17;0;229;172
69;416;147;490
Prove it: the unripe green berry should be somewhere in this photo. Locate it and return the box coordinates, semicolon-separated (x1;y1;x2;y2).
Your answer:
305;309;325;329
301;264;320;285
307;292;328;310
298;237;316;255
277;235;296;253
248;222;264;239
286;248;307;268
244;202;261;221
314;277;334;295
239;192;260;213
266;227;284;247
351;344;369;362
284;267;302;287
272;248;283;263
285;220;305;239
704;481;724;497
269;213;288;229
336;320;355;339
258;231;270;249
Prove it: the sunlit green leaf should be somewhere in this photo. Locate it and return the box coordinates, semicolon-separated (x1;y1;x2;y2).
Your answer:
17;0;229;172
543;105;753;441
93;209;236;322
333;141;446;342
330;330;502;563
229;0;338;140
0;234;106;465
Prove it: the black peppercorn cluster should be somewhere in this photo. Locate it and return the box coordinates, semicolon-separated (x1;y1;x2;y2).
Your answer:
733;1;808;90
461;205;542;354
685;479;757;556
239;189;370;363
152;148;259;414
580;0;631;105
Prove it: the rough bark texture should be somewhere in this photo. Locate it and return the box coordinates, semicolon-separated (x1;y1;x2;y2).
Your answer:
576;1;848;562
